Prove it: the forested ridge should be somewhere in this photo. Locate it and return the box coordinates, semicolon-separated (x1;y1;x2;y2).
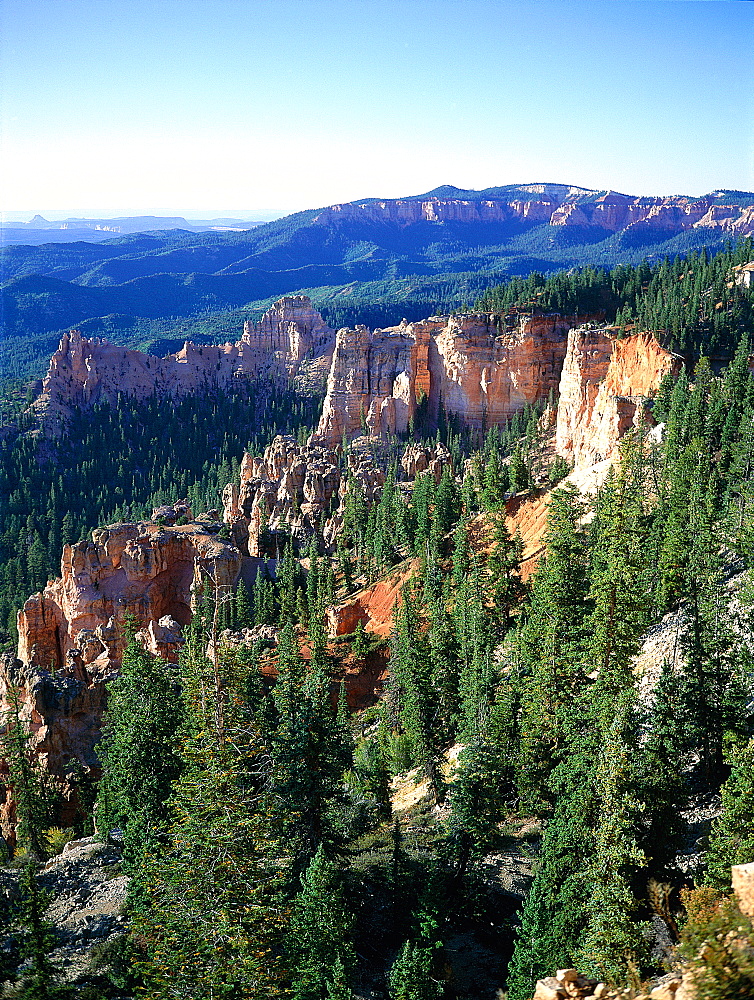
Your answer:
2;246;754;998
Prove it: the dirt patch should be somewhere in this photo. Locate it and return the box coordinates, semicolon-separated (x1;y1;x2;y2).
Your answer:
329;559;419;639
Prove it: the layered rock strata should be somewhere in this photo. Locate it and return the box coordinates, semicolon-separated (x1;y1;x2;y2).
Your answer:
16;520;241;674
33;295;334;433
315;187;754;237
241;294;333;363
313;311;587;447
555;328;680;469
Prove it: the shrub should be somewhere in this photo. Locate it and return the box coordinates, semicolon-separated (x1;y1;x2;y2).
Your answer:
678;886;754;1000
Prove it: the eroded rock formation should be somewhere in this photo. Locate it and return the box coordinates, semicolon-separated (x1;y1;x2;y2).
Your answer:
0;654;108;840
555;327;680;469
16;519;241;674
313;311;587;447
33;295;334;433
221;431;458;560
7;298;689;844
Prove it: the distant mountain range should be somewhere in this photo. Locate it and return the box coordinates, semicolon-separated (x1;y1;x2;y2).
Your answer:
2;183;753;381
0;214;266;247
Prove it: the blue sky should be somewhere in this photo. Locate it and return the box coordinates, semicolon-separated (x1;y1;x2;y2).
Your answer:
1;0;752;216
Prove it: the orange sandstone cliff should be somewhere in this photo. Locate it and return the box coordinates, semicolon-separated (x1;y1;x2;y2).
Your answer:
33;295;334;433
555;327;680;469
17;519;242;674
312;311;591;447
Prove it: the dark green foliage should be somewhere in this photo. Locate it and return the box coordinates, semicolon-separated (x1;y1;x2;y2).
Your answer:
13;862;69;999
505;744;598;999
477;239;754;358
388;941;442;1000
5;241;754;1000
0;381;321;650
2;689;57;860
704;740;754;890
287;847;356;1000
389;586;445;802
514;486;590;808
127;626;288;999
95;632;184;863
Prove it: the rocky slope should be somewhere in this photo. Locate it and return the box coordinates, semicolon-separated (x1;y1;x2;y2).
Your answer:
0;835;129;992
32;294;334;432
221;434;451;558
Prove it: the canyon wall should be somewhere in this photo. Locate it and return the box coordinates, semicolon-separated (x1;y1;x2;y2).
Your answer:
34;295;334;432
313;311;586;446
314;188;754;236
5;303;684;840
555;327;680;468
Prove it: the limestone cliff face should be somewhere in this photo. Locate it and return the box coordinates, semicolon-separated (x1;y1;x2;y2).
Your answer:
313;188;754;236
313;312;586;446
33;295;334;433
241;294;333;363
16;521;241;675
555;327;680;469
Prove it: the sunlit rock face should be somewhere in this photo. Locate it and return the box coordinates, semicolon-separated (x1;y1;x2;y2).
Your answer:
16;521;241;674
33;295;334;434
312;311;590;447
555;327;680;469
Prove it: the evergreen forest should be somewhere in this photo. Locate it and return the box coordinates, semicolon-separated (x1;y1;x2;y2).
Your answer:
1;243;754;999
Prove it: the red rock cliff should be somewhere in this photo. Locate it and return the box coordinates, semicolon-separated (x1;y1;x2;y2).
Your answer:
16;520;242;675
312;311;588;447
33;295;334;433
555;327;680;469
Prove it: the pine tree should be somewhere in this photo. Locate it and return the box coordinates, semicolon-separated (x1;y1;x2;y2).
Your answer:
95;629;184;863
287;846;356;1000
451;518;470;590
486;516;525;629
505;742;598;999
2;688;56;860
128;629;288;999
514;486;590;808
704;739;754;890
235;579;254;628
388;941;442;1000
391;586;444;802
14;862;69;999
577;702;646;986
583;444;653;729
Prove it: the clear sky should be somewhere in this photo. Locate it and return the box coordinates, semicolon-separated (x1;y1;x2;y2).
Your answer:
1;0;752;217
